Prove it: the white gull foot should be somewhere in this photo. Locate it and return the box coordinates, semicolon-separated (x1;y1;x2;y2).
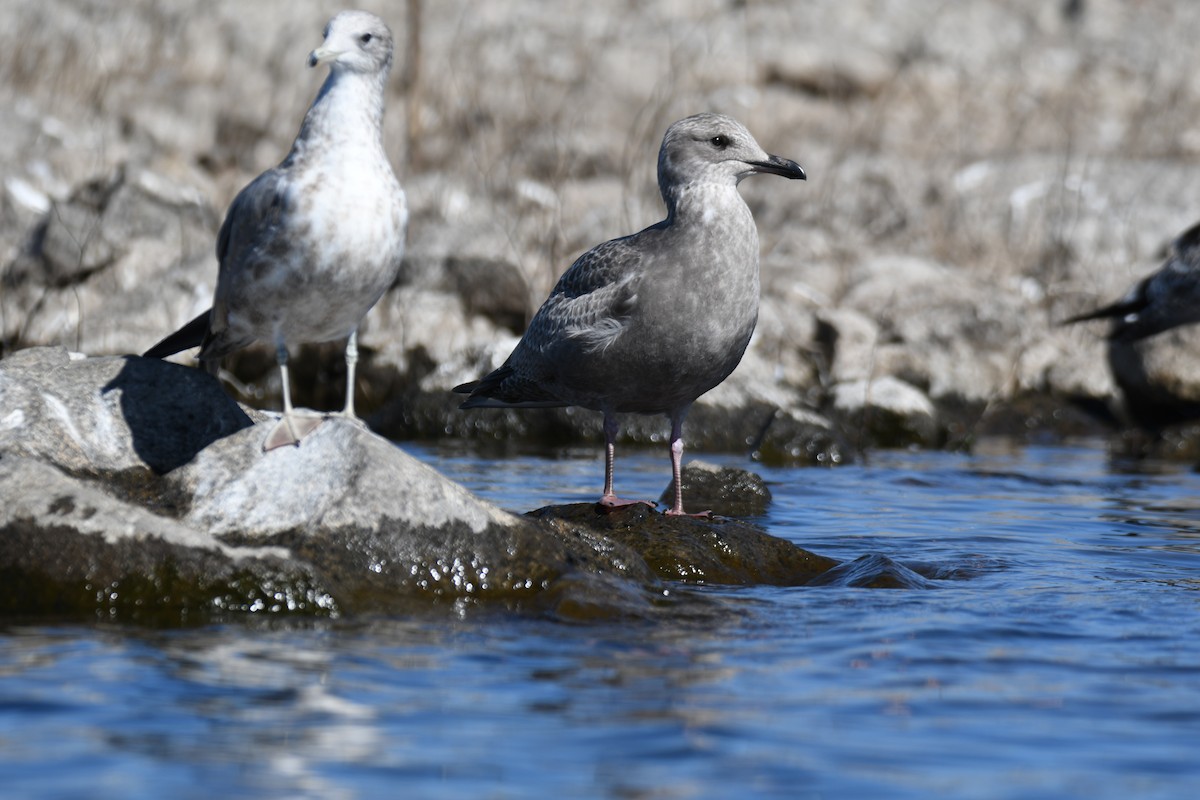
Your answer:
262;410;326;451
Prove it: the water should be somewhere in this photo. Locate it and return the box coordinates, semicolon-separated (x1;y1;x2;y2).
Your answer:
2;437;1200;798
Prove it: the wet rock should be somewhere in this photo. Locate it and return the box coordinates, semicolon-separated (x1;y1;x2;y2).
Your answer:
161;417;669;618
529;503;838;586
0;346;955;624
0;456;334;624
657;460;772;518
752;406;852;467
0;349;673;620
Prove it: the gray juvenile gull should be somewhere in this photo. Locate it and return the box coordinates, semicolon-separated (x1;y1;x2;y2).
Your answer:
144;10;408;451
454;113;805;516
1064;220;1200;341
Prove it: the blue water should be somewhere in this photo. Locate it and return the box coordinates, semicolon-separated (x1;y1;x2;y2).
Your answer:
3;438;1200;798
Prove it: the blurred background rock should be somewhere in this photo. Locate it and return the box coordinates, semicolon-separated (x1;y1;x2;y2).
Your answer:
5;0;1200;459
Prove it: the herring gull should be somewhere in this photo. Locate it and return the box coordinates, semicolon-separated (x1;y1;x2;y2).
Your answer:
454;113;805;516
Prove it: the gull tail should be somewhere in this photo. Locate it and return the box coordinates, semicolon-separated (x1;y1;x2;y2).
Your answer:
144;310;211;358
453;367;565;409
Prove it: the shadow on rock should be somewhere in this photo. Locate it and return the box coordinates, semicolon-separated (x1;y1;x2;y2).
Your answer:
101;356;254;473
0;347;251;476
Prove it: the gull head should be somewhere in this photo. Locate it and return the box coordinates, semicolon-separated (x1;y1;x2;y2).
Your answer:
657;113;806;198
308;10;394;75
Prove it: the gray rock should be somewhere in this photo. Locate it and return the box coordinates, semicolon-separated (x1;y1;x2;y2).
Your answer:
8;0;1200;455
2;167;218;356
839;255;1028;404
816;307;881;385
163;415;672;617
0;346;251;475
763;45;896;100
0;455;333;623
831;376;939;447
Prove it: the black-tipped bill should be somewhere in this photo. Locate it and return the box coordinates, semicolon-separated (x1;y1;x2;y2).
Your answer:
748;154;806;180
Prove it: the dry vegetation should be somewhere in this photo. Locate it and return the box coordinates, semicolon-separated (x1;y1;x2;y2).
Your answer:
4;0;1200;440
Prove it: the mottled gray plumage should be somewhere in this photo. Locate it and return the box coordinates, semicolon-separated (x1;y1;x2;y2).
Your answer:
455;113;805;515
1065;221;1200;341
145;10;408;450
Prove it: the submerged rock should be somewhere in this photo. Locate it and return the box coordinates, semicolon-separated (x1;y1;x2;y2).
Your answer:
529;503;837;586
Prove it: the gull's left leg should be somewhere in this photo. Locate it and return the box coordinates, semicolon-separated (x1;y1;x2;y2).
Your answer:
263;343;324;451
664;405;711;518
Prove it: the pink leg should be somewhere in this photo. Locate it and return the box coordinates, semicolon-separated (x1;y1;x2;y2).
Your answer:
597;412;655;510
664;406;711;518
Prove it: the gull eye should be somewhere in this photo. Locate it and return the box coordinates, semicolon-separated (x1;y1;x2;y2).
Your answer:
710;135;730;150
360;33;373;44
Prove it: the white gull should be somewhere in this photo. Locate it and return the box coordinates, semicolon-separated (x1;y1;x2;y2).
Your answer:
145;10;408;451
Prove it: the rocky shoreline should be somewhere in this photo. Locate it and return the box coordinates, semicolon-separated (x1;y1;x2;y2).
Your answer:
0;347;941;624
7;1;1200;462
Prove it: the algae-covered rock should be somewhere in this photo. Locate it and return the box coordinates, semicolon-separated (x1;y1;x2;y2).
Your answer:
0;456;332;624
657;460;773;518
529;503;838;586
